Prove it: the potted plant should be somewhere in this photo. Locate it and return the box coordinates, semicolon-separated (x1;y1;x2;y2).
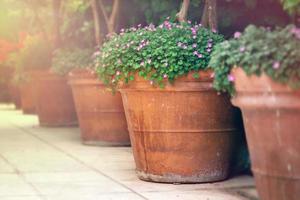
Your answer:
52;48;130;145
209;25;300;200
34;48;78;127
13;35;52;114
95;21;242;183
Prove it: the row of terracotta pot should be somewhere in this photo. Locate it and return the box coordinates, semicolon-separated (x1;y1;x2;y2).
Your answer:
15;68;241;184
13;68;299;200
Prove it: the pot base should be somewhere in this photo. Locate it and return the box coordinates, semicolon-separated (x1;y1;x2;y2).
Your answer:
39;121;78;127
136;170;227;184
82;140;131;147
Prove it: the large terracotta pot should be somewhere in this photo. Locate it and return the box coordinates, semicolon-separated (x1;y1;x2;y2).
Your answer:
231;68;300;200
119;71;241;183
68;69;130;146
36;71;78;127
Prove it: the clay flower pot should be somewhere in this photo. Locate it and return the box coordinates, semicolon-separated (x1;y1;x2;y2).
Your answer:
9;84;21;109
119;71;241;183
36;71;77;126
68;69;130;146
231;68;300;200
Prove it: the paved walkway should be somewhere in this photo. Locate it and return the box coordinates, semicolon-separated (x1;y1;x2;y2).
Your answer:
0;104;258;200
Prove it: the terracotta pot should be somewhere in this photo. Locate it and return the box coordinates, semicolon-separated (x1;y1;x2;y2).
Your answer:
0;66;13;103
19;69;46;114
20;80;36;114
120;71;241;183
231;68;300;200
36;71;78;127
68;69;130;146
9;84;21;109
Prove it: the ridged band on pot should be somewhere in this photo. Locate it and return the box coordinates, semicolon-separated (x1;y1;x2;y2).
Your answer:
68;69;130;146
231;68;300;200
119;71;241;183
36;71;78;127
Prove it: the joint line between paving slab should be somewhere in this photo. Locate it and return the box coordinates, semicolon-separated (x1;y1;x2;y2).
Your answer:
0;153;46;200
9;121;149;200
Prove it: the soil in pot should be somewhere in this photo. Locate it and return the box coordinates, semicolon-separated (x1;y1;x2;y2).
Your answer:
231;67;300;200
36;71;78;127
120;71;241;183
68;69;130;146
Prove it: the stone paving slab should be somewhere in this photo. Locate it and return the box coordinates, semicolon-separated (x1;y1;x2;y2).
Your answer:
0;104;259;200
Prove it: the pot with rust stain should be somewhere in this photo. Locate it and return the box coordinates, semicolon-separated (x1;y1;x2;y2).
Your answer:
119;71;241;183
36;71;78;127
231;68;300;200
68;69;130;146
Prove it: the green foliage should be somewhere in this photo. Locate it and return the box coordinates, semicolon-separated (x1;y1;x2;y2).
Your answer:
51;48;94;75
209;25;300;95
95;21;224;88
281;0;300;14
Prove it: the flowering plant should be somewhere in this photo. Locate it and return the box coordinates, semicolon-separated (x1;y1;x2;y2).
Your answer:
209;25;300;95
95;21;224;88
51;48;93;75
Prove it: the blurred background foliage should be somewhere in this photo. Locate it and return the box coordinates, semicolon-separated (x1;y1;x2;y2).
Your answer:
1;0;298;47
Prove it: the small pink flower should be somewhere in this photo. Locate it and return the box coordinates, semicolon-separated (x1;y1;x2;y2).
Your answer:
198;54;203;58
141;62;145;66
163;74;168;79
116;71;121;76
192;44;197;48
240;47;246;52
193;51;198;56
234;32;242;39
272;61;280;69
150;80;154;85
188;20;192;24
207;48;212;53
210;72;215;78
228;74;235;82
207;43;213;48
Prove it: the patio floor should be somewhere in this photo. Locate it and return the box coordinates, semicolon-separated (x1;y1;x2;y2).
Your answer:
0;104;258;200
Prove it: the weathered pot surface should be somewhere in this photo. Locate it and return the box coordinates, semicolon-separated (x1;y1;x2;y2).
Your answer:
231;67;300;200
68;69;130;146
36;71;78;127
120;71;241;183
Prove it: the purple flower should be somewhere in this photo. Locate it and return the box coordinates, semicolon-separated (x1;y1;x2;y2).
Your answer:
187;20;192;24
207;43;213;48
198;54;203;58
290;27;300;39
227;74;235;82
207;48;212;53
239;47;246;52
192;44;197;48
272;61;280;69
234;32;242;39
193;51;198;56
